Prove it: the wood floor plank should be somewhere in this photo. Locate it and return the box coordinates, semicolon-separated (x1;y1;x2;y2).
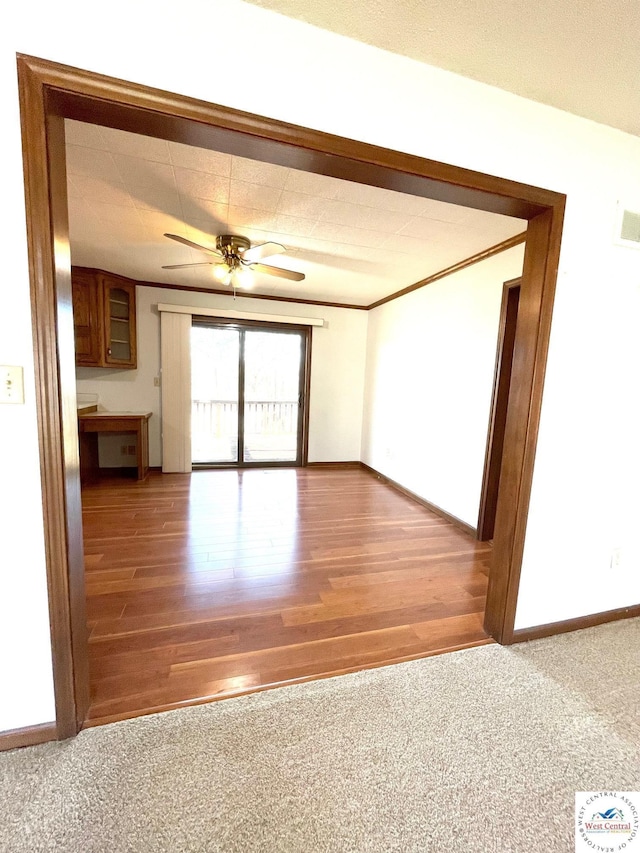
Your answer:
327;554;491;589
160;627;428;694
88;588;326;639
411;611;486;642
84;567;237;596
82;468;492;725
89;634;242;680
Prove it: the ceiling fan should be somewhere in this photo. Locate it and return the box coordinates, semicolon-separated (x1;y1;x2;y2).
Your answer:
162;233;305;288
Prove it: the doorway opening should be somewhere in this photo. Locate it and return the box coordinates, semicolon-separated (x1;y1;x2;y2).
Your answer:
477;278;521;541
17;54;565;740
191;320;310;468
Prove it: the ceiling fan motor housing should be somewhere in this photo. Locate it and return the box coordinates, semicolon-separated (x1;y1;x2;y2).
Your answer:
216;234;251;258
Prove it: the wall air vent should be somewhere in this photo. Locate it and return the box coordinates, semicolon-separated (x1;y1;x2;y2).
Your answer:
621;209;640;243
614;203;640;249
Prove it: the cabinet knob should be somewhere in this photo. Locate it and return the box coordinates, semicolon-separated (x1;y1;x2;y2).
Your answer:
107;348;112;356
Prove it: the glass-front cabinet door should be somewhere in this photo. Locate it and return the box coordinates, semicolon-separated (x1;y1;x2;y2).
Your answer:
102;277;137;368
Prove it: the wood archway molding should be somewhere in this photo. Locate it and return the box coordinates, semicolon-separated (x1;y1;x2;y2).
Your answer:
16;53;565;742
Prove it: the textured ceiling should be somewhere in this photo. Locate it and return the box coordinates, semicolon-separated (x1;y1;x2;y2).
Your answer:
66;121;525;306
244;0;640;137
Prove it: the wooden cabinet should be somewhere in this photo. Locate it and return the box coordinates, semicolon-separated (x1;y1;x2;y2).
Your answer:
72;268;137;369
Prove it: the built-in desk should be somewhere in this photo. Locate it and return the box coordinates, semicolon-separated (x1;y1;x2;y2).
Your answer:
78;411;152;483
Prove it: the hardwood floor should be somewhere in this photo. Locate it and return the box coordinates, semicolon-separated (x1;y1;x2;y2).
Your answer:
81;467;493;726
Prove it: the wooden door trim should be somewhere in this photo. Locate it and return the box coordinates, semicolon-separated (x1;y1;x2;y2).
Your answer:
483;210;563;642
16;52;565;741
17;58;90;740
477;277;522;541
0;722;57;753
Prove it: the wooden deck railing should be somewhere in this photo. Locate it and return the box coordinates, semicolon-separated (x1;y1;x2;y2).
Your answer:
192;399;298;437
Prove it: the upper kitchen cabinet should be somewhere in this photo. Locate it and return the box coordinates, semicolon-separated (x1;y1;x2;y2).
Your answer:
72;268;137;369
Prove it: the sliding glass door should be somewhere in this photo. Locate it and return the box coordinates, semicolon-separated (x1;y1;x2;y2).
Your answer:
242;330;304;464
191;325;240;464
191;321;308;467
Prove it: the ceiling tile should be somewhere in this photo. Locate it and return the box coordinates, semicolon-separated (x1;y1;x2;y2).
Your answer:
399;216;471;241
274;214;317;237
130;186;183;216
227;205;278;232
168;142;232;177
66;176;83;200
286;233;392;261
67;198;99;230
417;197;473;225
137;209;192;235
310;221;389;249
65;120;108;149
465;211;526;234
231;156;290;188
95;219;148;243
66;145;121;182
283;169;344;198
178;197;228;228
71;175;134;207
332;181;428;215
99;127;172;163
380;232;433;255
174;167;230;204
89;202;144;226
320;199;414;232
229;181;283;212
277;190;329;219
113;154;176;189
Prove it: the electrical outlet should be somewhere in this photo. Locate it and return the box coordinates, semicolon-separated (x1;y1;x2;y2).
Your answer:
127;445;136;455
610;547;623;569
0;365;25;404
120;445;128;456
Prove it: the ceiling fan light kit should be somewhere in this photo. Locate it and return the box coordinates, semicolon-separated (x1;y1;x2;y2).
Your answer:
162;232;305;290
212;260;254;289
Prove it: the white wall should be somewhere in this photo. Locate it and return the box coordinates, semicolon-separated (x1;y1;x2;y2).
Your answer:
0;50;56;732
76;286;368;466
3;0;640;731
362;246;525;527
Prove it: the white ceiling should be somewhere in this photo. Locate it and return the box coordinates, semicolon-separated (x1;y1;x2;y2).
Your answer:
65;120;525;307
245;0;640;138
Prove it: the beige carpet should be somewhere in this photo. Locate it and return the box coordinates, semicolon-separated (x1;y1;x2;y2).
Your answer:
1;617;638;852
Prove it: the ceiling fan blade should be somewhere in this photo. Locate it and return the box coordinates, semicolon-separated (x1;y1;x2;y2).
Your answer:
241;241;286;263
162;262;218;270
164;233;222;257
250;263;305;282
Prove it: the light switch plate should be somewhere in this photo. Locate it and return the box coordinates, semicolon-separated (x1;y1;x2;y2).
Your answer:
0;365;25;404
